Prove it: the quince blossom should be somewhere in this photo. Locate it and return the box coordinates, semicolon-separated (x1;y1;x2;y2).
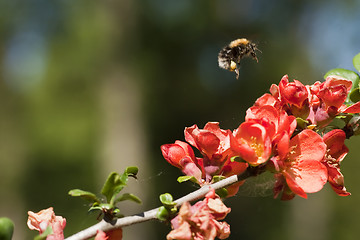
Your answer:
27;207;66;240
184;122;232;164
167;189;231;240
322;129;351;196
271;129;328;199
230;120;272;166
95;229;123;240
161;140;203;183
245;105;297;145
278;75;308;108
310;75;360;124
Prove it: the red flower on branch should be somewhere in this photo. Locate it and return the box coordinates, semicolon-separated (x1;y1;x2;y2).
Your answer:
322;129;351;196
230;120;272;166
278;75;309;108
318;75;352;110
95;229;123;240
307;75;360;126
271;129;328;199
27;207;66;240
245;105;297;145
161;140;203;183
184;122;232;164
167;188;231;240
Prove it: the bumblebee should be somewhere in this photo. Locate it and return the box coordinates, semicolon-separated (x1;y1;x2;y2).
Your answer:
218;38;260;79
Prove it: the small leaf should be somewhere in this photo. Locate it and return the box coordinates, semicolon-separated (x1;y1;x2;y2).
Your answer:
329;117;346;129
296;117;309;129
159;193;176;207
88;203;103;213
349;87;360;103
215;188;228;198
177;175;197;183
34;226;53;240
89;203;115;214
101;172;126;203
156;206;170;221
68;189;100;203
212;175;226;183
98;203;114;211
230;156;245;163
324;68;359;83
115;193;142;204
0;217;14;240
353;52;360;73
125;166;139;178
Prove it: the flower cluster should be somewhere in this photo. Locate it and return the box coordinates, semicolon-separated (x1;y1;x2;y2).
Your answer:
161;122;248;197
25;72;360;240
167;188;231;240
162;75;360;200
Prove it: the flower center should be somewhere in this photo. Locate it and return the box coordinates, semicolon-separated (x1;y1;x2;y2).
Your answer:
249;136;264;158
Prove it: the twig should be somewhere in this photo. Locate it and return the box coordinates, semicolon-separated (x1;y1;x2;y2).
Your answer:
65;175;239;240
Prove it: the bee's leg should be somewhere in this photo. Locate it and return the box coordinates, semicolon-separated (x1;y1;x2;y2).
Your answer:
235;68;240;79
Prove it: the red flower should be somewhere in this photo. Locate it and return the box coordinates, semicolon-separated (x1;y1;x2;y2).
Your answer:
161;140;203;183
27;207;66;240
245;105;297;144
231;120;273;166
95;229;123;240
271;129;328;199
278;75;308;108
167;189;231;240
316;75;360;114
184;122;232;163
231;105;296;166
317;75;351;110
322;129;350;196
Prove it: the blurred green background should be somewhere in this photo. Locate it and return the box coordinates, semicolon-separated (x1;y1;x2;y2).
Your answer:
0;0;360;239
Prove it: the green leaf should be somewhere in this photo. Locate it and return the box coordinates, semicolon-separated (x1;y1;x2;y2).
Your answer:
230;156;245;163
88;205;103;212
156;206;170;221
114;193;142;204
159;193;176;207
296;117;309;129
0;217;14;240
353;52;360;73
212;175;226;183
324;68;359;83
34;226;53;240
68;189;100;203
177;175;197;183
101;172;126;203
89;203;114;213
324;68;360;95
125;166;139;177
349;87;360;103
215;188;228;198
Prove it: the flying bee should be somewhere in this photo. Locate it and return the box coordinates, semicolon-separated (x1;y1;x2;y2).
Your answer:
218;38;260;79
